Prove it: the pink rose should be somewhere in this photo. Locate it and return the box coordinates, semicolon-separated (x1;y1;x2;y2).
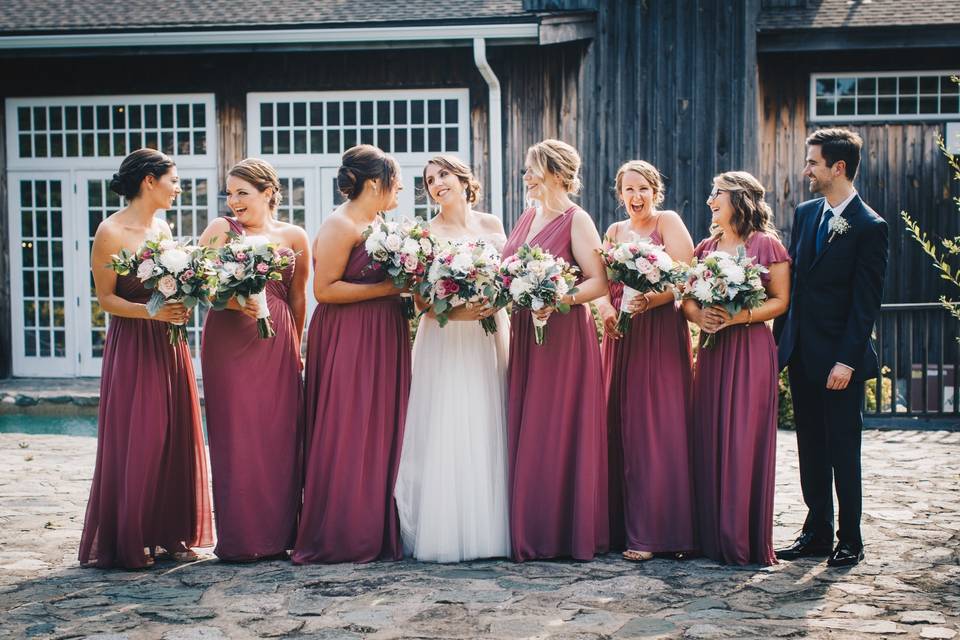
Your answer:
436;278;460;298
236;251;248;262
141;249;153;259
256;262;269;274
157;275;178;298
501;276;513;288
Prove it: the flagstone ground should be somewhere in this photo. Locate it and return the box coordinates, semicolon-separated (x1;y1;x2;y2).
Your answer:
1;428;958;639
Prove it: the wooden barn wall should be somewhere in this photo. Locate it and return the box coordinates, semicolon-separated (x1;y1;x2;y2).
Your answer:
759;48;960;304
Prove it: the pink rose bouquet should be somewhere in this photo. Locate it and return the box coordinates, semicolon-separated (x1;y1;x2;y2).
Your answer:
211;234;295;339
495;244;579;345
416;239;502;335
109;231;219;344
362;217;437;319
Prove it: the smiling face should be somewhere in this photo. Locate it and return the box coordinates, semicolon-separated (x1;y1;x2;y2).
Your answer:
379;172;403;211
706;185;734;229
619;170;657;220
225;175;272;226
523;151;563;204
803;144;840;196
424;162;464;207
144;166;181;210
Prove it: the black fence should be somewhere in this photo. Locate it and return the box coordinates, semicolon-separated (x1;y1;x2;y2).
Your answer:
868;303;960;421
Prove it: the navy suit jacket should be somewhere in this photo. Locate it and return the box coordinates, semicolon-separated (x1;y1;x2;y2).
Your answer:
774;194;889;383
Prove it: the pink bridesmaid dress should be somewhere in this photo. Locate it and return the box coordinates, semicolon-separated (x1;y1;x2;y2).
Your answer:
502;206;609;562
201;217;304;561
292;243;410;564
601;227;696;555
79;274;213;569
691;232;790;566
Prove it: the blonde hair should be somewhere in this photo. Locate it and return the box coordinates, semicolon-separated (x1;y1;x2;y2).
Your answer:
422;155;482;205
615;160;665;206
228;158;282;209
711;171;779;239
527;139;582;195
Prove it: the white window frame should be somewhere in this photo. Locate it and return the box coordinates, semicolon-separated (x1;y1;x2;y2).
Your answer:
810;70;960;123
5;94;217;171
5;93;217;377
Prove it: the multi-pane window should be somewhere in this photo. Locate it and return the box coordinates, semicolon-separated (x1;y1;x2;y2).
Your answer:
413;176;431;221
85;180;122;358
15;100;210;159
20;180;66;358
812;72;960;121
276;177;307;228
258;97;463;156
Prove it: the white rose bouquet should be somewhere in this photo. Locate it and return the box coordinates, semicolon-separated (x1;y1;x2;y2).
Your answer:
495;244;579;345
109;231;219;344
362;217;437;319
211;234;295;339
680;247;768;348
597;237;687;335
416;239;502;335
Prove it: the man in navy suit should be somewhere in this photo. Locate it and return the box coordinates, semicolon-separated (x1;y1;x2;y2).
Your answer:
774;128;888;567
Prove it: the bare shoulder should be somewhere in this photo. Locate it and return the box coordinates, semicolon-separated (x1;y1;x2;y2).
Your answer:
604;220;623;240
657;210;687;229
93;214;124;248
316;212;362;249
572;207;600;230
205;216;231;234
275;220;310;246
475;211;506;235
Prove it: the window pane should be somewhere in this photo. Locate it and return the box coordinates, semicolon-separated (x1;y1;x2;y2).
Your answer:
919;96;938;114
160;104;173;128
899;96;918;114
377;101;391;124
18;107;30;131
412;128;424;152
837;98;855;116
816;97;836;116
394;101;407;125
941;76;959;94
294;130;307;154
344;102;357;126
411;101;424;125
941;95;960;114
310;130;323;154
919;76;939;94
856;77;876;95
277;103;290;127
878;77;896;94
327;130;340;153
33;107;47;130
113;105;125;128
445;99;458;123
377;129;391;152
360;101;373;125
326;102;340;126
294;102;306;127
394;129;407;152
96;105;109;129
260;102;274;127
445;127;458;151
899;76;918;95
857;97;876;115
428;128;441;151
128;105;141;128
310;102;323;126
428;100;442;123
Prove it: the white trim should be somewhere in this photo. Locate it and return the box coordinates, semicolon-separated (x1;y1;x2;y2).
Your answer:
473;38;503;221
0;23;540;50
947;122;960;155
810;70;960;123
5;94;217;170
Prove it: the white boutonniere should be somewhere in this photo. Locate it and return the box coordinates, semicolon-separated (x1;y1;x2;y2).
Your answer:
828;215;850;243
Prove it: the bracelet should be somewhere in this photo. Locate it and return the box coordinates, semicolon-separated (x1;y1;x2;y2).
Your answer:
746;309;753;326
571;293;577;305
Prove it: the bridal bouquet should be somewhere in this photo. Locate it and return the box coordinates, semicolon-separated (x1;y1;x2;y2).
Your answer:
597;237;687;334
680;247;768;348
496;244;579;345
417;239;502;335
211;234;294;338
109;231;219;344
363;217;437;319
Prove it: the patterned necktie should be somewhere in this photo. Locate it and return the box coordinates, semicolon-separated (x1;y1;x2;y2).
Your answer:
816;208;833;254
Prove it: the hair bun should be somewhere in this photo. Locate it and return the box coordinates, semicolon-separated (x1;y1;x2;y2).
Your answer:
337;167;359;199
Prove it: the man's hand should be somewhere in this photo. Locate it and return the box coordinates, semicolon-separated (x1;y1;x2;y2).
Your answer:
826;363;854;391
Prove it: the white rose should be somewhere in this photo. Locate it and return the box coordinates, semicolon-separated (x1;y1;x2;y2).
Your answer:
646;270;662;284
159;239;178;252
157;274;178;298
419;238;434;254
654;252;674;271
232;264;246;280
401;238;420;255
384;234;402;252
136;259;156;281
451;252;474;273
402;253;419;272
635;257;653;274
158;248;190;274
531;296;545;311
613;247;631;263
556;279;570;296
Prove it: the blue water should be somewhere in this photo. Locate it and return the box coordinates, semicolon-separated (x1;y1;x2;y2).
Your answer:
0;414;98;437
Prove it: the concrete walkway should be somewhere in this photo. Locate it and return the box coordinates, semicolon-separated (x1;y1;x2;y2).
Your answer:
0;429;958;639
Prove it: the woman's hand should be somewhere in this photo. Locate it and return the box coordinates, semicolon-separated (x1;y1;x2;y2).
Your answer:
626;291;651;315
238;296;260;320
596;300;621;339
153;301;191;324
532;306;554;322
702;305;732;334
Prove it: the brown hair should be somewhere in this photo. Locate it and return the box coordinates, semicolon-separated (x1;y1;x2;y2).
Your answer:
337;144;399;200
527;139;582;195
806;127;863;181
110;148;175;200
422;155;482;205
710;171;779;240
228;158;282;209
615;160;665;206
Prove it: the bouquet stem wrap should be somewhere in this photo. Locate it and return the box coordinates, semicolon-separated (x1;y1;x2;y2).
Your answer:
249;289;274;339
532;314;549;345
617;285;640;334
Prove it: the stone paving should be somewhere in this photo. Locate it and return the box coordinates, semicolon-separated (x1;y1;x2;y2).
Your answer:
0;428;958;639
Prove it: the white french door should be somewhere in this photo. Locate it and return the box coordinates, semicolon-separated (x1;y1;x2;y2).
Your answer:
5;93;217;377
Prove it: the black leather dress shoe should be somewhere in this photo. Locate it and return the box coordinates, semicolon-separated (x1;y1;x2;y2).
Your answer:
827;542;864;567
775;531;833;560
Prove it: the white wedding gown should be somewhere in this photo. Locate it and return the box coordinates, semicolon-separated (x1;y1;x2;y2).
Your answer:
394;309;512;562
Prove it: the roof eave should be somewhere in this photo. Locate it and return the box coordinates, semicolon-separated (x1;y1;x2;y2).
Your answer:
758;24;960;53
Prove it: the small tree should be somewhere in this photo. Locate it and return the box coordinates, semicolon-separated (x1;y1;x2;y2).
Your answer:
901;76;960;325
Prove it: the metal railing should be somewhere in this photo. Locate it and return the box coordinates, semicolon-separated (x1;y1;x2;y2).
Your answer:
868;303;960;420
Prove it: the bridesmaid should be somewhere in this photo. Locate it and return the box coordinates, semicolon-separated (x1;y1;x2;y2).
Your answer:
503;139;609;561
597;160;697;561
199;158;309;562
683;171;791;566
293;144;410;564
80;148;213;569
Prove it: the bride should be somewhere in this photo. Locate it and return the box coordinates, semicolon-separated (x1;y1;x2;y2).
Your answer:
394;155;511;562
